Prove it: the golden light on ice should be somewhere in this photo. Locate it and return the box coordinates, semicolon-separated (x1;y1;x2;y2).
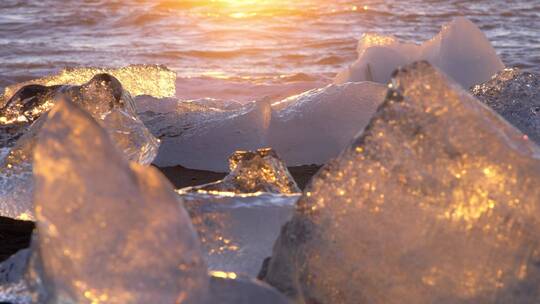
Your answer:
210;271;238;280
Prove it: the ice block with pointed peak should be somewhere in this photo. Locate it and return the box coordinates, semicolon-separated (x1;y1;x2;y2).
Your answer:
32;99;208;304
263;62;540;304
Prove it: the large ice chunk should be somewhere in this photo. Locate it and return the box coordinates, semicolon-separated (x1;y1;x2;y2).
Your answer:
148;82;385;171
472;68;540;145
0;74;159;220
188;148;300;194
262;62;540;303
335;17;504;88
32;99;208;303
1;65;176;103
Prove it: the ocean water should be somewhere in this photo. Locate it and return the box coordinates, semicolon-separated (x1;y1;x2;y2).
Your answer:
1;0;539;102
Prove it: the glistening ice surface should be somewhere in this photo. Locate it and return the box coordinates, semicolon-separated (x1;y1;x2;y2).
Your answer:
0;74;159;220
32;99;207;304
262;62;540;304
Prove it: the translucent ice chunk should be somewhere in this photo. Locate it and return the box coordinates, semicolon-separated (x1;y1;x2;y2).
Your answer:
181;192;298;277
0;74;159;220
148;82;385;171
32;99;208;303
472;68;540;145
263;62;540;303
189;148;300;194
336;17;504;88
2;65;176;103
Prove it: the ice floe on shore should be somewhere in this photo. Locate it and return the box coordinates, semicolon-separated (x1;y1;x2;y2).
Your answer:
335;17;505;88
146;81;385;171
260;62;540;304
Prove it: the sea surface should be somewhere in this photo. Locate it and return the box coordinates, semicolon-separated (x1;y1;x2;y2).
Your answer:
1;0;539;101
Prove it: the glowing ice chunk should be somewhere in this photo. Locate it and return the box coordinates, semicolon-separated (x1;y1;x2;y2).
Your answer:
32;99;207;303
263;62;540;303
189;148;300;194
336;17;504;88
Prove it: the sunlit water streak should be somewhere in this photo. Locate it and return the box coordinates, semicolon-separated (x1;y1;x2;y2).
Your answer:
0;0;538;101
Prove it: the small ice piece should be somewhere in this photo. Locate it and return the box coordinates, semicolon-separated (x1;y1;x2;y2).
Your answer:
2;64;176;103
472;68;540;145
0;74;159;220
182;192;299;277
148;82;385;171
268;82;386;166
31;99;208;303
335;17;504;88
153;100;271;172
189;148;300;194
262;62;540;303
